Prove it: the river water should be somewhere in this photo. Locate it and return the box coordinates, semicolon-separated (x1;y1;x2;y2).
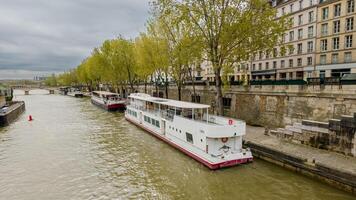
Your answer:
0;90;354;200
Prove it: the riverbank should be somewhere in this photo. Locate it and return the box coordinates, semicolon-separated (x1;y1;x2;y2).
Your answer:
245;125;356;194
0;101;25;127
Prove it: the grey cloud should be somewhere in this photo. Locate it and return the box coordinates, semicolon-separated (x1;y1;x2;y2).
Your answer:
0;0;150;79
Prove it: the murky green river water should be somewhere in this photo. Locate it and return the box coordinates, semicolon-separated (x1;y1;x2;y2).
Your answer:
0;90;354;200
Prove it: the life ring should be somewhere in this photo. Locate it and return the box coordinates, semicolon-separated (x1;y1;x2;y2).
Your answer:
221;137;228;143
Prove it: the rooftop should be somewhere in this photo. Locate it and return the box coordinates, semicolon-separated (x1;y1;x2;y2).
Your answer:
129;93;210;109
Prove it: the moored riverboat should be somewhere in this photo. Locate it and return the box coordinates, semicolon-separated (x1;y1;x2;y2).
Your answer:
67;87;84;98
124;93;253;169
59;87;69;95
91;91;126;111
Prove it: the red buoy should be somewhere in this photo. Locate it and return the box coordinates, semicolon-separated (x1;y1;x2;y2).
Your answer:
28;115;33;121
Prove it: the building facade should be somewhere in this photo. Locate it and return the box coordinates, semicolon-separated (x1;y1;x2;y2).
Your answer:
315;0;356;78
251;0;356;81
252;0;319;80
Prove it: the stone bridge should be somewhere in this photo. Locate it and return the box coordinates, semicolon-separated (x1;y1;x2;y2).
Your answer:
10;85;58;95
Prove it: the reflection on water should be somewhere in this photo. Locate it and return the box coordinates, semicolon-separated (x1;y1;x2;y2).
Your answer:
0;90;354;199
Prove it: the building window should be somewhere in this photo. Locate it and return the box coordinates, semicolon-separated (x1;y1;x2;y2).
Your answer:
347;0;355;13
321;23;328;36
265;50;270;59
259;51;263;59
289;45;294;55
252;64;256;71
322;7;329;20
307;41;313;52
297;58;302;66
332;37;340;50
307;57;313;65
297;43;302;54
186;132;193;143
346;35;353;48
332;53;338;64
298;14;303;25
308;26;313;38
320;39;328;51
282;7;285;15
289;59;293;67
273;61;277;69
344;52;352;62
223;97;231;108
273;48;278;57
346;17;354;31
265;62;269;70
309;0;313;6
320;55;327;64
308;11;314;22
298;28;303;39
334;4;341;17
281;60;285;68
290;3;294;12
299;0;303;10
282;33;286;43
289;31;294;41
333;20;340;33
258;63;262;70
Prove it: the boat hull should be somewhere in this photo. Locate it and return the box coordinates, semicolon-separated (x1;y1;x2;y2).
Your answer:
125;116;253;170
91;99;125;111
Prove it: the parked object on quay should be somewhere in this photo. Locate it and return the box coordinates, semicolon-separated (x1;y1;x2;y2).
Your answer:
125;93;253;169
91;91;126;111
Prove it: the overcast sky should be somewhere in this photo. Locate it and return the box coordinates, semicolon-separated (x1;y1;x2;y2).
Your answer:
0;0;150;79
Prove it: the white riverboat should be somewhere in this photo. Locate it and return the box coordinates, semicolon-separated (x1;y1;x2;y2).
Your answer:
125;93;253;169
91;91;126;111
67;87;84;98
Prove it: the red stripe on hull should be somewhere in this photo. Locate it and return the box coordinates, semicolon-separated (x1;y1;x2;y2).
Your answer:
91;99;125;111
125;116;252;170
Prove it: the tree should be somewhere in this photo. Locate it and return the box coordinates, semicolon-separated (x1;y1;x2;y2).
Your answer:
151;1;203;100
154;0;288;115
135;32;168;93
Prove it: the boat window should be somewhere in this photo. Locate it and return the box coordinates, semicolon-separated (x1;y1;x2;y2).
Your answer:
155;120;160;128
186;133;193;143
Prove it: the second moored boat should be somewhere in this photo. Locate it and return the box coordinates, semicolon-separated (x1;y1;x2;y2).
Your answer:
91;91;126;111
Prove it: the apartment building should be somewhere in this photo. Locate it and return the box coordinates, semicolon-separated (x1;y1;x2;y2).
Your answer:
315;0;356;78
251;0;319;80
202;61;251;83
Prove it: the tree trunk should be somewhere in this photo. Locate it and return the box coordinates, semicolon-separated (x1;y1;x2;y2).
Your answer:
144;81;147;93
165;73;169;99
178;84;182;101
188;68;196;102
214;69;224;116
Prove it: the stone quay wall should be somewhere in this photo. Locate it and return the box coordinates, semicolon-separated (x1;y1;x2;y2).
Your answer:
244;141;356;194
136;84;356;128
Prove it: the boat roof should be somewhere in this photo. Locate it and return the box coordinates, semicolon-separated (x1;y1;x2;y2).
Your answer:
93;91;119;96
129;93;210;109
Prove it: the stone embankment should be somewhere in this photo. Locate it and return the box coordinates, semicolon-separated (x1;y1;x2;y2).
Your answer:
244;125;356;194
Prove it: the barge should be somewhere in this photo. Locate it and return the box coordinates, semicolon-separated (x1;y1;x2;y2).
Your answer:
67;88;84;98
91;91;126;111
0;101;25;127
125;93;253;169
